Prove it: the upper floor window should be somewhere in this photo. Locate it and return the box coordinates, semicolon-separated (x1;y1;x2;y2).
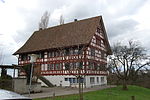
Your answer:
47;64;54;70
55;51;60;57
78;47;83;54
47;64;51;70
65;49;70;56
96;39;101;46
74;49;78;55
97;27;100;33
88;62;94;69
76;62;83;69
20;54;28;61
39;52;44;59
91;48;95;56
55;63;61;70
65;63;70;70
70;49;74;55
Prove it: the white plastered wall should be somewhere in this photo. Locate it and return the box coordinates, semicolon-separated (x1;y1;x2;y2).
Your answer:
39;75;107;88
85;75;107;88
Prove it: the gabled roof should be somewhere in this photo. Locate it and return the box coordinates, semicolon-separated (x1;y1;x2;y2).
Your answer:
14;16;112;55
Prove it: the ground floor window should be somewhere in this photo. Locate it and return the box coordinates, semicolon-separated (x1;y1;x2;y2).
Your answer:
90;77;95;84
97;77;99;83
64;77;84;83
101;77;104;83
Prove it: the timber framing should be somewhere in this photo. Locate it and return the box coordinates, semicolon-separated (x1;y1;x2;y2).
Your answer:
14;16;111;76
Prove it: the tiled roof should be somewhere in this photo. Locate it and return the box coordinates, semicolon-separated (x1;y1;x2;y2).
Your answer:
14;16;111;55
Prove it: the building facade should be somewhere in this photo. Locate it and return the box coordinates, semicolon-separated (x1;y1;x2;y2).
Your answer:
14;16;112;88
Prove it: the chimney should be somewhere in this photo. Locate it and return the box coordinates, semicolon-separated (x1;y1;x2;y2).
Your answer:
74;19;77;22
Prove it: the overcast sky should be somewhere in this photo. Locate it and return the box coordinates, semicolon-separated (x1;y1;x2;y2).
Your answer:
0;0;150;65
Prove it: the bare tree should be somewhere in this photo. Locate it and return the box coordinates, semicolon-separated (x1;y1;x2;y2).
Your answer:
66;45;86;100
59;15;64;25
39;11;50;30
57;45;86;100
108;40;150;90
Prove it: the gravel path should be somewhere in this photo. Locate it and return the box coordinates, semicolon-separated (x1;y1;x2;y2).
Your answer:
23;85;116;99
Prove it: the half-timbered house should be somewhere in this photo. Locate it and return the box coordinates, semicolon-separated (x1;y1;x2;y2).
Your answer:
14;16;112;88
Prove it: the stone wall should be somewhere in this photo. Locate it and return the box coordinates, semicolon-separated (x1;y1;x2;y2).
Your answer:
13;78;41;94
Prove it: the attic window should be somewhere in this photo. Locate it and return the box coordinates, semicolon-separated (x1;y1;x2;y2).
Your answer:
97;27;100;33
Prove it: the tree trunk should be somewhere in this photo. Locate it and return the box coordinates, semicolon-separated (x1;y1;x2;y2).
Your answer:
122;79;128;90
78;77;83;100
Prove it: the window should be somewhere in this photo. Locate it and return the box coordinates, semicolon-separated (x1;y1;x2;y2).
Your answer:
72;62;76;69
47;64;55;70
90;77;95;84
65;49;70;55
48;52;52;57
64;78;78;83
75;62;83;69
89;62;94;69
70;63;74;70
79;62;83;69
20;54;28;61
65;78;68;81
97;77;99;83
94;63;98;70
96;39;101;47
55;64;60;70
97;27;100;33
101;77;104;83
70;49;74;55
51;52;54;57
65;63;70;70
69;78;72;83
47;64;51;70
91;48;95;56
39;52;44;59
74;49;78;55
73;78;76;83
77;78;84;83
51;64;54;70
78;47;83;54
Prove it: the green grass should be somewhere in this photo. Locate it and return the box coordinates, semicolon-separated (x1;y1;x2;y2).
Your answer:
35;85;150;100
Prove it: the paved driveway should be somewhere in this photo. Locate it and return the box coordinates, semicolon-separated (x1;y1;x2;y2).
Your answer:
24;85;116;99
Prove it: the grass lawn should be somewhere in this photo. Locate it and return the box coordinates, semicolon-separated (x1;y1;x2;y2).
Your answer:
35;85;150;100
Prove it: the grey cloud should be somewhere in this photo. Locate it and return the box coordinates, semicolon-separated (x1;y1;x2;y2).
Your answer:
2;0;149;65
104;0;147;17
13;0;146;45
107;19;139;38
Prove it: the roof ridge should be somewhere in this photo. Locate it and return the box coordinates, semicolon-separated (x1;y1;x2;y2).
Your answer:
35;16;101;32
